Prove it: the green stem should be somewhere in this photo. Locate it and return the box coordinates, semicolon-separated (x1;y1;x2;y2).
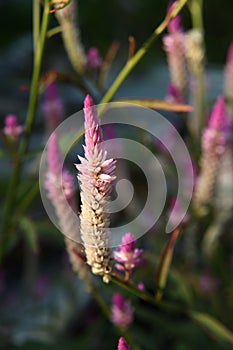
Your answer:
189;0;204;31
100;0;188;105
33;0;40;55
1;0;50;241
189;0;206;138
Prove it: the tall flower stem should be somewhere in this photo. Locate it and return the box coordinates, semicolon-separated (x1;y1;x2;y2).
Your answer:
188;0;206;138
100;0;188;106
1;0;51;245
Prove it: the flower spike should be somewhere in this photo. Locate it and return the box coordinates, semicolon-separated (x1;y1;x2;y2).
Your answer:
76;94;116;282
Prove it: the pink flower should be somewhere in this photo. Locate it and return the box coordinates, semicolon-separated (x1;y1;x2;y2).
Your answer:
117;337;131;350
167;0;183;34
202;96;229;156
44;132;89;281
137;281;145;291
114;232;143;273
111;293;134;330
168;197;189;227
86;47;102;70
45;132;77;227
3;114;24;139
76;94;116;282
194;96;231;209
163;32;187;102
42;82;64;133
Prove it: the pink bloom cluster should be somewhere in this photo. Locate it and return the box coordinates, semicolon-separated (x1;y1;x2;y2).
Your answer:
117;337;131;350
114;232;143;273
111;293;134;330
3;115;24;139
76;95;116;281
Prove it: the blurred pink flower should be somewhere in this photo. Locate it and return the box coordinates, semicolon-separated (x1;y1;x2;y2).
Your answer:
45;132;89;281
86;47;102;70
163;2;187;102
117;337;131;350
42;82;64;133
76;94;116;282
3;114;24;139
194;96;230;209
137;281;145;291
168;197;189;227
114;232;143;273
111;293;134;330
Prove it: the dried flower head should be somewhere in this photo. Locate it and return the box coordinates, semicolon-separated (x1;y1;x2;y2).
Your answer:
185;29;205;75
76;95;116;282
55;0;86;74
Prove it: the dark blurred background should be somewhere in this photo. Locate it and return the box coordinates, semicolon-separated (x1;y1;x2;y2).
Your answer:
0;0;232;62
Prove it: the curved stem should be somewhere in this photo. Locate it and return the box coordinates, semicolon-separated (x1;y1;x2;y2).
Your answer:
100;0;188;106
1;0;50;243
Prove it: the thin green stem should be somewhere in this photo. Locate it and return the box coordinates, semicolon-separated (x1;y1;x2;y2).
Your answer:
189;0;206;138
189;0;204;32
1;0;50;242
33;0;40;55
100;0;188;106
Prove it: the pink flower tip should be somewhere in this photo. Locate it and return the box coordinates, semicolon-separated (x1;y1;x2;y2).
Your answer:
167;0;182;34
86;47;102;70
208;96;226;130
46;82;58;100
84;94;94;109
117;337;131;350
227;42;233;63
167;83;184;103
114;232;143;273
121;232;136;250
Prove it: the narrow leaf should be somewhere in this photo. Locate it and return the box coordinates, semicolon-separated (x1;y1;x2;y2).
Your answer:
190;311;233;345
20;217;39;253
155;227;182;300
117;98;193;112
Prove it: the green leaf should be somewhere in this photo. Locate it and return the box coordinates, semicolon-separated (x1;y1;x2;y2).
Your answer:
116;98;193;112
155;227;182;301
190;311;233;345
20;217;39;253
